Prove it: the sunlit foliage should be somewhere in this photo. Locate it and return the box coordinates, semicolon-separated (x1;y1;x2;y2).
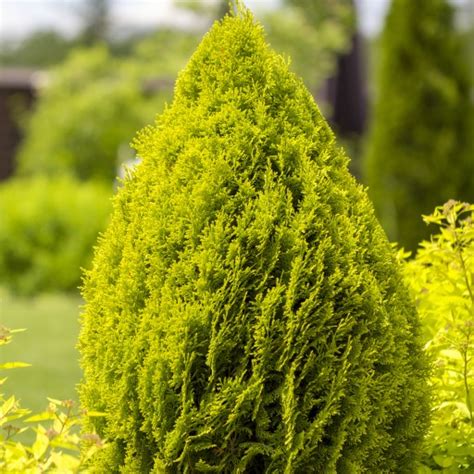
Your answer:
79;10;429;472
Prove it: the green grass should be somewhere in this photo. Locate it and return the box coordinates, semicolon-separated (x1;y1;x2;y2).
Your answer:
0;290;82;413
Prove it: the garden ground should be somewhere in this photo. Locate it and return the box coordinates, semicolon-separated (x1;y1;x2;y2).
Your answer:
0;291;81;413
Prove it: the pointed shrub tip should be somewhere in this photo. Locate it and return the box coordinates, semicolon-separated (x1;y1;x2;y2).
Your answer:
232;0;250;17
79;10;430;473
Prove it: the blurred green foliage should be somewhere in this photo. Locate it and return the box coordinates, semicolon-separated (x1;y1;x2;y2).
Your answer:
404;201;474;471
0;176;111;295
131;28;201;77
79;0;110;45
0;30;74;68
16;46;165;182
263;4;350;93
364;0;474;251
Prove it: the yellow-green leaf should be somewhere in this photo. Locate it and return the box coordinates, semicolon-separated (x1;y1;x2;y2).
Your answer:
0;362;31;370
50;438;80;451
25;411;56;422
433;455;454;468
1;395;16;417
46;397;64;406
32;428;49;460
50;451;80;471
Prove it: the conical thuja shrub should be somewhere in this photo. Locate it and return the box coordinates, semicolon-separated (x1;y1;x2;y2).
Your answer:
79;10;429;472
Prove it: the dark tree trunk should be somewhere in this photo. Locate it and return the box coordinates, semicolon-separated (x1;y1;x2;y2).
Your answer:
327;31;367;136
0;69;37;181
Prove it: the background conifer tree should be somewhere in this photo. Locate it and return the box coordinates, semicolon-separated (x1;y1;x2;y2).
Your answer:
79;0;110;45
363;0;474;251
79;10;429;472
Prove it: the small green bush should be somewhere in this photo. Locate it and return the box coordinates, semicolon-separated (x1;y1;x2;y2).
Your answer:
364;0;474;251
79;10;429;472
404;201;474;471
0;176;111;295
17;46;170;182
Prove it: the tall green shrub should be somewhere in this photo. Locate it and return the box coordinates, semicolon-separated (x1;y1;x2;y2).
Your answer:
364;0;474;251
79;10;429;472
